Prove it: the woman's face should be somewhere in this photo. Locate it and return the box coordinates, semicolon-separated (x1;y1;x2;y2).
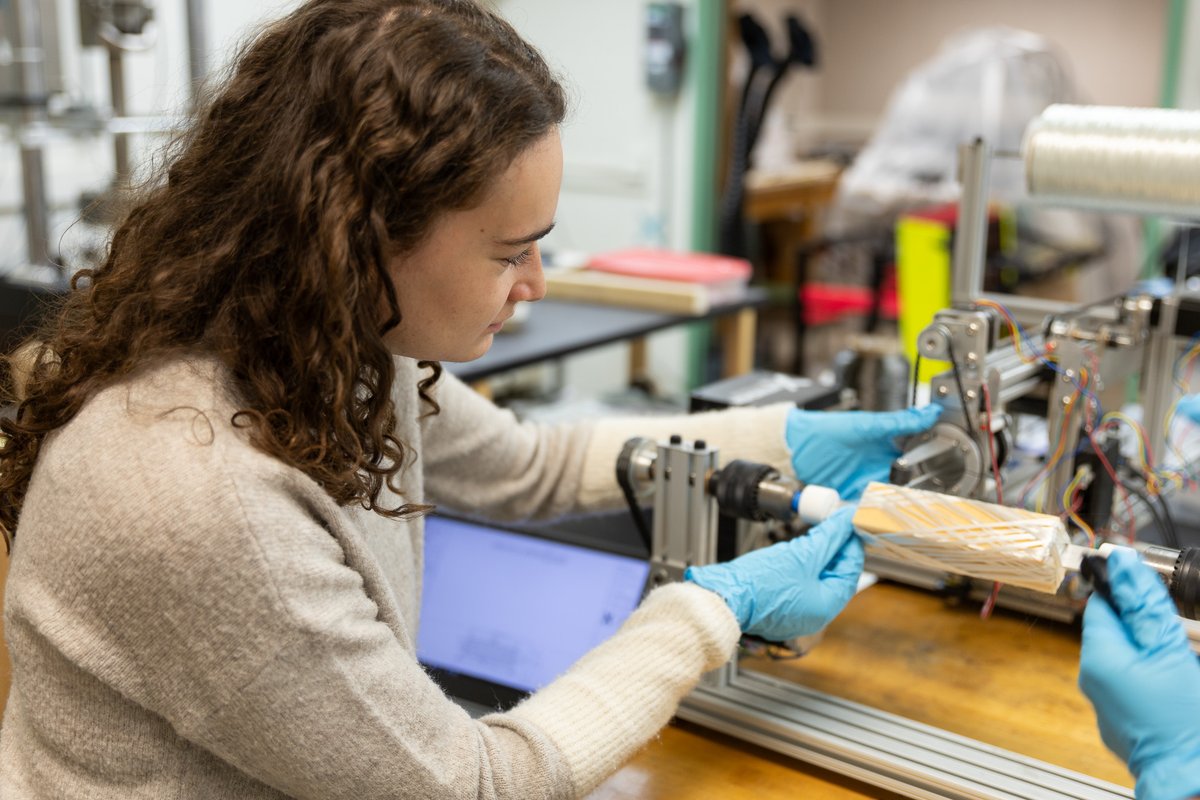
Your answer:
384;128;563;362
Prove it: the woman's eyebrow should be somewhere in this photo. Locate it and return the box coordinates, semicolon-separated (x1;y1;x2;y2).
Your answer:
494;221;556;247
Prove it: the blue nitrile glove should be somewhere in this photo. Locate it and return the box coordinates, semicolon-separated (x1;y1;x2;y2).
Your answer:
684;506;863;641
785;405;943;500
1177;394;1200;425
1078;549;1200;800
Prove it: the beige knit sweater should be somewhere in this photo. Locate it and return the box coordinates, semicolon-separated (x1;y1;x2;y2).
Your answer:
0;356;794;799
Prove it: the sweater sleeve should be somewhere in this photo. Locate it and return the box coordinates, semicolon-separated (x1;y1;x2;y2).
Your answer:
187;510;739;800
418;368;594;521
419;367;795;518
505;582;739;796
574;402;795;512
16;409;739;800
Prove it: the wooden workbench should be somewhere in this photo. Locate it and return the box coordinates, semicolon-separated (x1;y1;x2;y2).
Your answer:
590;580;1132;798
591;720;907;800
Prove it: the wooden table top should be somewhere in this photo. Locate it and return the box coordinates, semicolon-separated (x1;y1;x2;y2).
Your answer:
590;580;1132;798
590;720;908;800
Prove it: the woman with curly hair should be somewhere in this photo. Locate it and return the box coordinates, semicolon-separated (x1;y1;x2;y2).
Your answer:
0;1;940;797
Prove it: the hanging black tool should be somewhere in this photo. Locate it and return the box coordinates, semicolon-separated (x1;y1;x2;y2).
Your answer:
718;13;818;258
744;16;816;159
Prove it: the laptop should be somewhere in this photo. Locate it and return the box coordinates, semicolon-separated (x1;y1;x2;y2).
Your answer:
418;513;653;715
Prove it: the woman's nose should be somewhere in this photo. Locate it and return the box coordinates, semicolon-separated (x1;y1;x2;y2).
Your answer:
511;244;546;303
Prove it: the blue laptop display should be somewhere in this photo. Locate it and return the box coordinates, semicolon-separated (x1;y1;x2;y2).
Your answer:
418;514;652;710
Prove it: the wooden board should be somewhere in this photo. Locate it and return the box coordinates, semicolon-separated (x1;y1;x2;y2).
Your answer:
590;719;908;800
544;269;710;315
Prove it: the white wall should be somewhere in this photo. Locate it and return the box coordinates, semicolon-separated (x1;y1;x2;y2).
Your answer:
495;0;704;400
497;0;696;254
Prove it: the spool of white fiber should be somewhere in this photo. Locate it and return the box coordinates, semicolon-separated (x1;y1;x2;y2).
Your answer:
1023;104;1200;217
1035;104;1200;139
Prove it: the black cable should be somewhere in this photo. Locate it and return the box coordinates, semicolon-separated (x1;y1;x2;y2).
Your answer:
1120;466;1182;549
618;480;654;556
1118;476;1179;549
944;338;977;437
911;352;921;408
615;444;654;554
1156;489;1182;550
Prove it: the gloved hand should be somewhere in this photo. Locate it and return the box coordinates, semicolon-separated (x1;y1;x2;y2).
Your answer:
1176;394;1200;425
1078;548;1200;800
785;405;942;500
684;506;863;642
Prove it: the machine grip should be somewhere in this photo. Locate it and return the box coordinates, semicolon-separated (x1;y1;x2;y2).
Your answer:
1173;547;1200;621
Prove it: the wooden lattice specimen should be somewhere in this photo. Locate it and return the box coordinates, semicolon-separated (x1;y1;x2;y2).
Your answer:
851;482;1070;593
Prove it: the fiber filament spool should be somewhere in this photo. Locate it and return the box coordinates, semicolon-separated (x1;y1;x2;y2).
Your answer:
852;482;1070;593
1022;104;1200;218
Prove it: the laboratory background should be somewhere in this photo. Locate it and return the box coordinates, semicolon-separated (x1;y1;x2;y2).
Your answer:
2;1;1200;798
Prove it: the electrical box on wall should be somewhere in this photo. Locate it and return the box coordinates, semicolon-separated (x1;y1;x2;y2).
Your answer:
645;2;685;95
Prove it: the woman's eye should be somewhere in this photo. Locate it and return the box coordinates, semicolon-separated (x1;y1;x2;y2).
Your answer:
501;248;533;268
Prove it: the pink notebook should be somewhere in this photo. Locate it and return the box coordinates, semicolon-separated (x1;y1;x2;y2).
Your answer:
587;248;752;286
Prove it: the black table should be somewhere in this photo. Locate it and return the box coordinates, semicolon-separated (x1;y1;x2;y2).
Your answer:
445;290;768;388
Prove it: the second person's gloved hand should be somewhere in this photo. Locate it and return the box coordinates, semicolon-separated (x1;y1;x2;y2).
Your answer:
1176;393;1200;425
684;507;863;642
1078;549;1200;800
785;405;942;500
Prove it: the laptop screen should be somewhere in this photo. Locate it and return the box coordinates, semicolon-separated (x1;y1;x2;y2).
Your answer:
418;515;651;703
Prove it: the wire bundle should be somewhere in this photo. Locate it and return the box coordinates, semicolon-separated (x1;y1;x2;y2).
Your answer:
853;482;1070;594
973;297;1200;542
1024;104;1200;217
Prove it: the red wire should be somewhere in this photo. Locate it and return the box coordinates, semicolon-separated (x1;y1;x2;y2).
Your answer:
1085;426;1137;540
980;581;1003;619
1073;367;1136;538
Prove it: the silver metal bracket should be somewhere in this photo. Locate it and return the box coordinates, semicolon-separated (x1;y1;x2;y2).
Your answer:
648;436;720;587
679;667;1131;800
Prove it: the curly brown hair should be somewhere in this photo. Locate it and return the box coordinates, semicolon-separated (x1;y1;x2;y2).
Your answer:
0;0;566;549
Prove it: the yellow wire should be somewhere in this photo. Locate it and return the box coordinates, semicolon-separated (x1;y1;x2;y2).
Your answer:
1033;389;1079;513
1062;468;1096;546
975;299;1044;364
